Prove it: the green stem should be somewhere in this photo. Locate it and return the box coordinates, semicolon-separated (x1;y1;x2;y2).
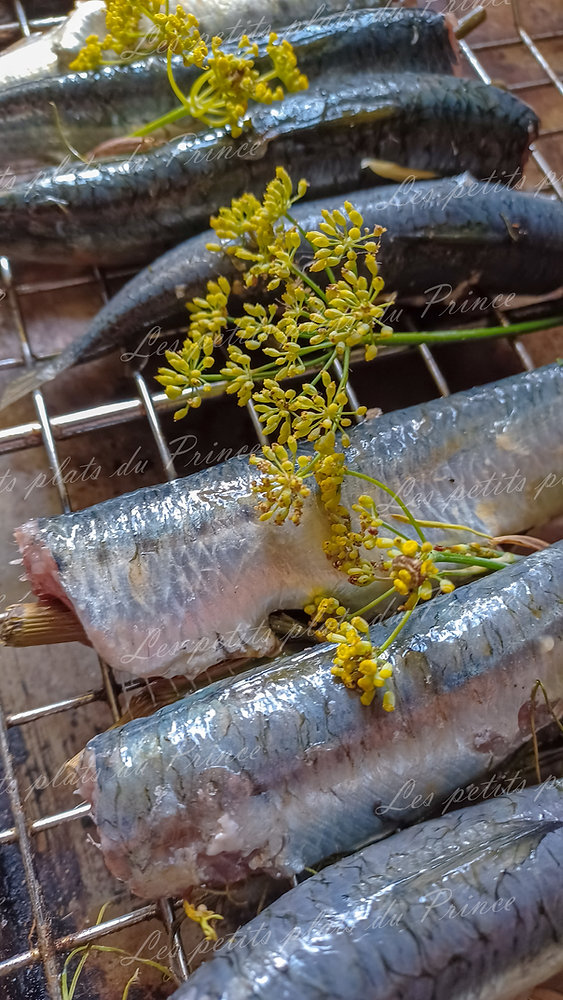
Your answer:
344;470;426;543
379;604;417;653
435;552;515;572
284;210;337;281
353;586;397;619
310;349;337;386
392;515;493;539
166;45;192;110
373;316;563;346
289;261;327;302
378;520;410;541
132;102;192;137
336;347;350;393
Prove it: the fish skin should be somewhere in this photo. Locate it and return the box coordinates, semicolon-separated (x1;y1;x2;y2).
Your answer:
11;174;559;408
0;74;538;265
0;9;460;168
77;542;563;897
169;783;563;1000
16;365;563;679
0;0;415;89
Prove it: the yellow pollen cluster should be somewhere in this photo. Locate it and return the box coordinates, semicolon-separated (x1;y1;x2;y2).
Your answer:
183;900;223;941
303;595;347;626
155;169;511;715
250;437;312;525
69;33;104;71
327;617;395;709
71;8;308;140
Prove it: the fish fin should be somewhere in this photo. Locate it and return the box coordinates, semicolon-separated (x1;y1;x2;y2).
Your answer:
400;226;505;246
454;6;487;39
361;159;439;182
258;102;399;144
0;348;78;412
49;100;87;163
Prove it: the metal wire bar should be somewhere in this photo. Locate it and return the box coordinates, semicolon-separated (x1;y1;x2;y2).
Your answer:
0;902;163;979
0;1;561;996
0;802;91;848
0;704;60;995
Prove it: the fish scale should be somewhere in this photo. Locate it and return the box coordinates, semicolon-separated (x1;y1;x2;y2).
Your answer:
168;784;563;1000
77;542;563;899
5;175;562;409
0;73;538;265
0;8;460;167
0;0;417;90
16;364;563;679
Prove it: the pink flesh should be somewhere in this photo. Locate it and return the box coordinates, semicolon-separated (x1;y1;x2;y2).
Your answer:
15;522;74;610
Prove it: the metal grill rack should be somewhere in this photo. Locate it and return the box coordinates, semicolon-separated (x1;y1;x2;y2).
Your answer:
0;1;561;997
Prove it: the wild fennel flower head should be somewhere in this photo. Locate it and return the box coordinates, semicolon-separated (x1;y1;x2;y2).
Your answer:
237;302;281;348
262;167;308;226
204;38;265;121
208;192;264;249
306;203;384;272
303;594;347;629
253;380;298;443
153;7;205;60
186;275;231;341
326;617;395;709
155;338;215;419
250;437;312;525
381;538;456;605
291;373;366;443
208;168;308;275
351;494;383;549
314;267;394;352
70;0;208;69
266;34;308;92
69;34;104;71
245;228;302;289
221;348;254;406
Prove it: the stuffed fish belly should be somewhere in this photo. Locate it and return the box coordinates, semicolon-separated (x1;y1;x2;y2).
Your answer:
16;364;563;679
170;783;563;1000
78;541;563;897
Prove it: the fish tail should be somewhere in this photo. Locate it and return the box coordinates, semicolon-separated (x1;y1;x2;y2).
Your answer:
0;346;79;411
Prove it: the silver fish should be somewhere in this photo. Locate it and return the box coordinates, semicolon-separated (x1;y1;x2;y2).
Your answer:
170;782;563;1000
77;541;563;897
0;0;412;89
0;74;538;266
15;364;563;679
0;8;460;169
3;176;562;410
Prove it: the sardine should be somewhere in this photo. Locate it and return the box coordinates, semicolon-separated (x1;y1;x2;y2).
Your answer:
0;0;414;89
77;542;563;897
16;364;563;679
0;74;538;265
7;174;559;411
169;783;563;1000
0;9;461;168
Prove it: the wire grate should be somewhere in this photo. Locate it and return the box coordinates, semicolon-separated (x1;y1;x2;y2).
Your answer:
0;1;561;997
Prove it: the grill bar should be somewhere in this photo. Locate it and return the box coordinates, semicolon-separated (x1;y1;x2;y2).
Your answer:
0;902;166;979
0;1;561;995
0;704;60;995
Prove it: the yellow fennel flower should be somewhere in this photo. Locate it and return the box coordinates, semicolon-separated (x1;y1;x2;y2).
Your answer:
183;900;223;941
